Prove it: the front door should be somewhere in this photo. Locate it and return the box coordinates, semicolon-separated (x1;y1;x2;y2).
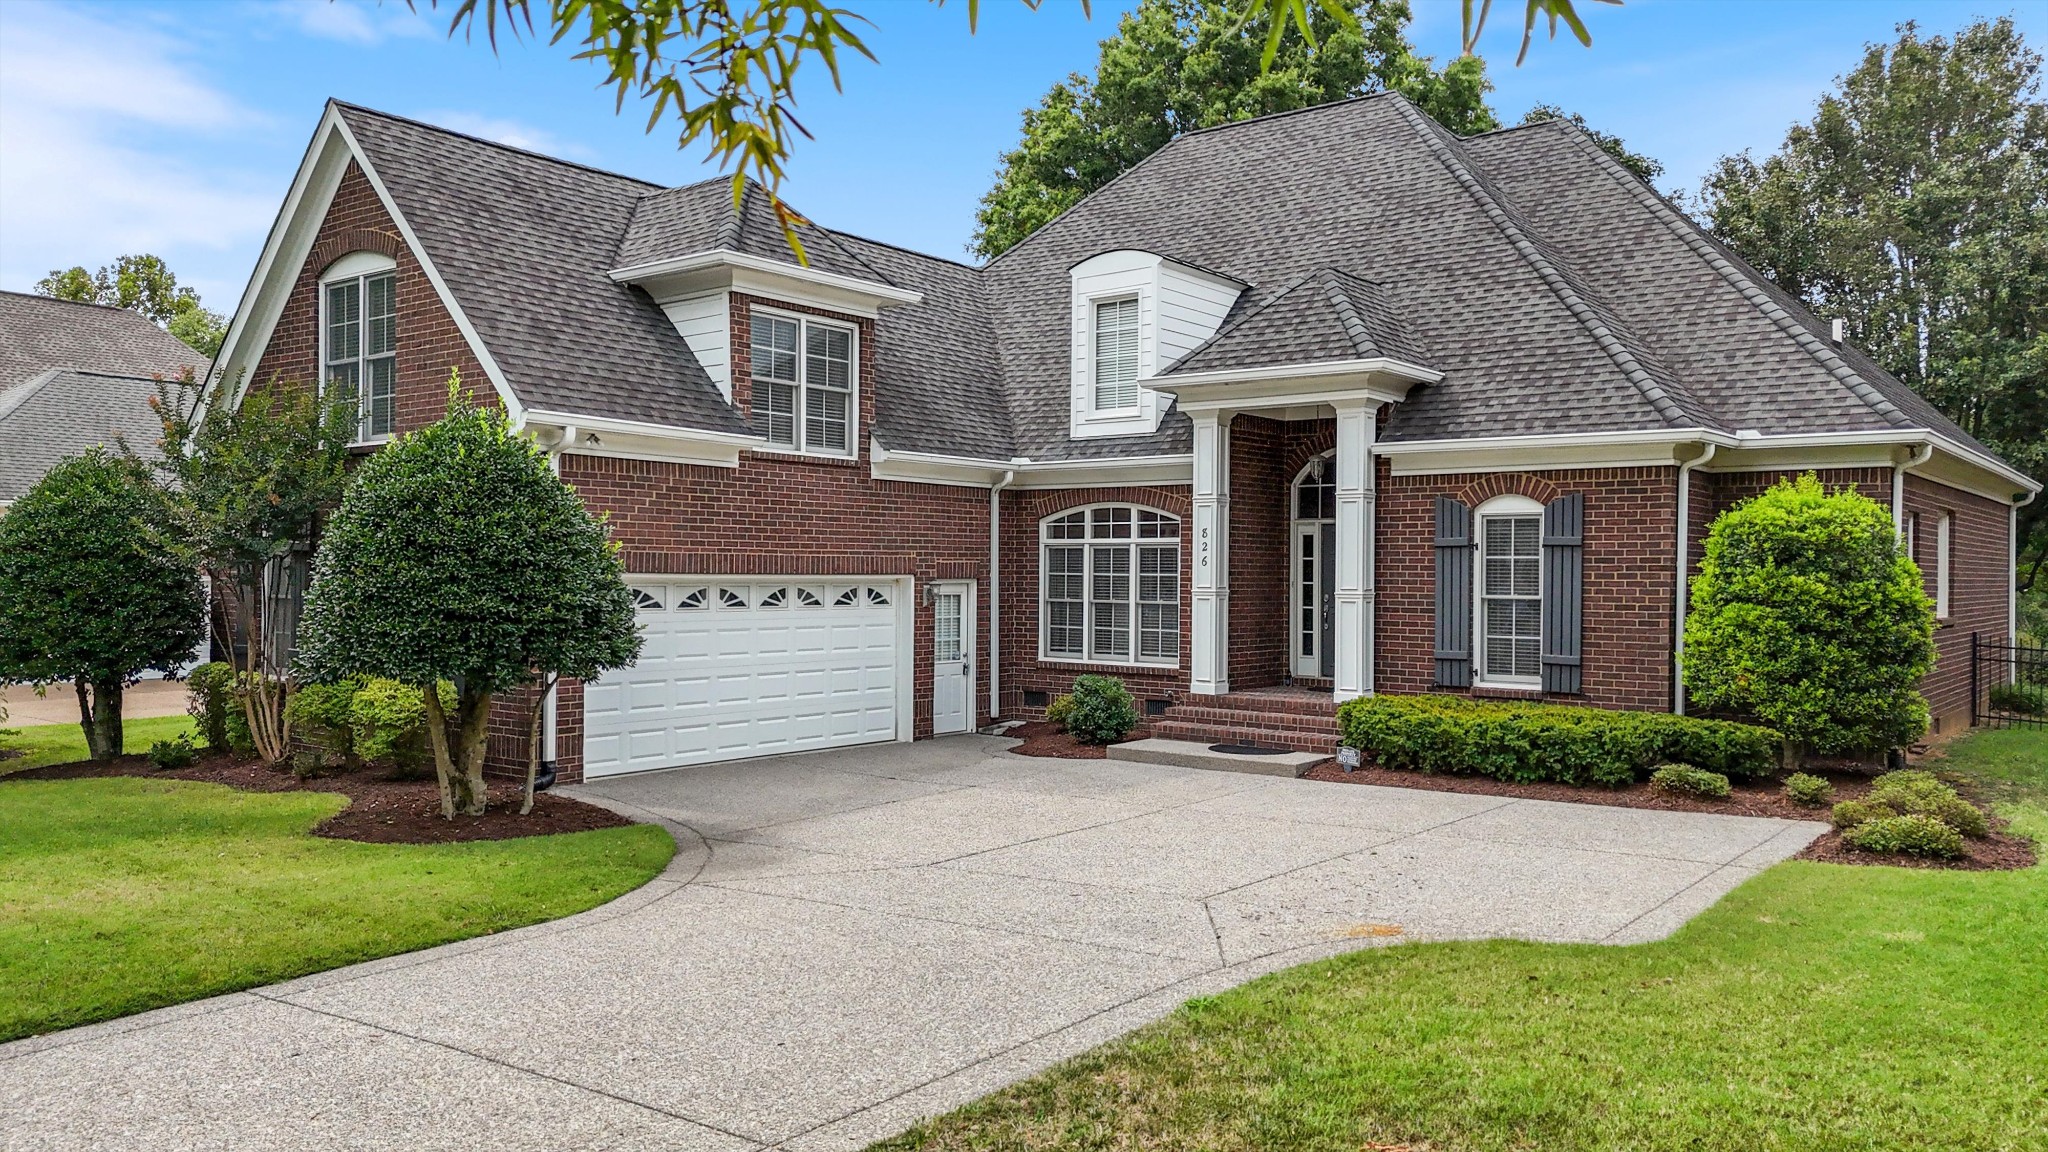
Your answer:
931;581;974;734
1293;524;1336;679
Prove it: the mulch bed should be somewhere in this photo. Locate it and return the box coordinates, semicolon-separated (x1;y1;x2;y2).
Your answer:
1301;757;2036;872
1004;720;1110;759
4;753;634;845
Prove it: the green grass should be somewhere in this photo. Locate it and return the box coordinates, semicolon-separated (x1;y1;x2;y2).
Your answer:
875;728;2048;1152
0;714;197;775
0;777;674;1040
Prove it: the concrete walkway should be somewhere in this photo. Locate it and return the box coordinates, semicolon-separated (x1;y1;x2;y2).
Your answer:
1;736;1825;1152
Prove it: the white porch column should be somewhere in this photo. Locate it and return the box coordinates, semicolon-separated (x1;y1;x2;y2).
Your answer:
1190;409;1232;695
1333;400;1379;702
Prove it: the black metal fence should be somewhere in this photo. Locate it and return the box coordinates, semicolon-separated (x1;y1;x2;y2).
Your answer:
1971;633;2048;729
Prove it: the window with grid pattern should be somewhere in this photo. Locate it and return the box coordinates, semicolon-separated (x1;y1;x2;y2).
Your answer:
1479;514;1542;682
1041;506;1179;664
750;310;856;455
1092;297;1140;411
323;270;397;441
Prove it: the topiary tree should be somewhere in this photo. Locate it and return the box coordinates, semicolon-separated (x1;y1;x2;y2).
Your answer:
1683;474;1934;760
0;450;203;759
295;383;641;817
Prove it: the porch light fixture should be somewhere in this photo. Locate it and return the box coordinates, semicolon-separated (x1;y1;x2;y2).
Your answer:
1308;455;1328;482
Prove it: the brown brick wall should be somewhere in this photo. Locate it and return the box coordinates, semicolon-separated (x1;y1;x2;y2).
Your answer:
253;161;495;428
1377;465;1681;711
1902;474;2012;732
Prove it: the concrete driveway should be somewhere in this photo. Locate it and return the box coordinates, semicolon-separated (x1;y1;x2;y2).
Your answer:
1;736;1824;1151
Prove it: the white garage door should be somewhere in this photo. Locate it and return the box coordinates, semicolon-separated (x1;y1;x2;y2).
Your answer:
582;578;905;778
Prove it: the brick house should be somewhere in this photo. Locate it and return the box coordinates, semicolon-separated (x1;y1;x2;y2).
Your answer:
208;97;2039;782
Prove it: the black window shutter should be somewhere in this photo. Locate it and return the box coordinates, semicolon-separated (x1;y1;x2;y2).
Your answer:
1433;496;1473;688
1541;492;1584;695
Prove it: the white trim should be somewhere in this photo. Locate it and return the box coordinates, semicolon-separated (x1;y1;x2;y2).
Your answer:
610;248;923;313
930;579;977;735
1472;494;1545;690
319;250;395;280
1157;356;1443;391
1672;442;1717;713
319;262;399;445
523;409;762;469
1935;510;1952;620
867;442;1194;490
1289;451;1336;679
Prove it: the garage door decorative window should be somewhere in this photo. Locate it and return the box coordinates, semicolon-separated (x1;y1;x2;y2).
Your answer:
1041;505;1180;665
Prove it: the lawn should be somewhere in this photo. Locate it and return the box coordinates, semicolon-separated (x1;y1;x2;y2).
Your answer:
0;714;196;774
875;728;2048;1152
0;777;673;1041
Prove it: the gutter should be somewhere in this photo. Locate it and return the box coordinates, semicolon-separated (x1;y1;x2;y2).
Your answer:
1672;442;1717;714
989;470;1015;722
1893;442;1935;538
542;425;575;773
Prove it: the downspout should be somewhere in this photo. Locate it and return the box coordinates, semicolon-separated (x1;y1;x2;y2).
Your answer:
1893;441;1934;538
543;425;576;770
2016;489;2038;656
989;469;1015;723
1672;442;1717;714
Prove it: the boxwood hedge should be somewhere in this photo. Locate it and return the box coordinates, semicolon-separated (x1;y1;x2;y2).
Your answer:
1335;694;1780;787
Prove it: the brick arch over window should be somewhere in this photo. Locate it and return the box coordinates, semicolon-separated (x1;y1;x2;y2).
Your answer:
309;227;402;274
1454;472;1564;508
1281;425;1336;479
1016;485;1192;522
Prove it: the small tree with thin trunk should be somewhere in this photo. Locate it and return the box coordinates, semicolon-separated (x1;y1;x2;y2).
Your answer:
295;384;640;817
0;451;203;759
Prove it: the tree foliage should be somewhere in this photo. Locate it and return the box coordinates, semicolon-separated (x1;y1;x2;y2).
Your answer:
138;371;359;764
430;0;1611;261
970;0;1495;259
0;451;203;760
1518;102;1661;183
33;253;227;357
1695;18;2048;590
1683;475;1934;759
296;385;641;817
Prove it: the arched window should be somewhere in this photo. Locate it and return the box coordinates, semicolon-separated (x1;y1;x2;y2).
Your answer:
319;251;398;442
1474;494;1543;686
1041;505;1180;665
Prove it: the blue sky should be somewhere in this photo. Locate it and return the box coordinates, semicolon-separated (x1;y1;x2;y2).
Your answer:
1;0;2041;313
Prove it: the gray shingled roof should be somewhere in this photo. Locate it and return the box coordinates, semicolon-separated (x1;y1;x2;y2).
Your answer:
336;104;748;435
322;97;2023;477
0;370;165;502
1;291;207;396
1165;269;1432;375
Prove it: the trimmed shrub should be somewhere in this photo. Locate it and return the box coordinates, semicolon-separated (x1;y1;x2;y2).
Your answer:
1842;813;1964;858
223;693;255;754
349;677;446;778
286;677;362;764
1044;693;1076;731
147;733;197;771
1650;764;1731;799
1988;682;2046;715
1783;772;1834;808
185;662;236;752
1336;695;1779;788
1683;475;1934;757
1866;770;1989;839
1830;799;1890;831
1065;675;1138;745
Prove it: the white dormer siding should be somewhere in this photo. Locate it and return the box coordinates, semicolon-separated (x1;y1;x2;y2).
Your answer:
661;291;731;400
1069;250;1241;441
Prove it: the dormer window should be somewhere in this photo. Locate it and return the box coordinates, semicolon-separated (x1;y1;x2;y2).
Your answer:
750;308;856;456
320;252;398;443
1093;298;1140;412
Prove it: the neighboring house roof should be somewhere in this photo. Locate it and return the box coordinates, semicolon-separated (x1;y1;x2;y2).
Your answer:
240;98;2023;485
0;291;204;503
0;369;165;502
1165;269;1432;376
0;290;207;397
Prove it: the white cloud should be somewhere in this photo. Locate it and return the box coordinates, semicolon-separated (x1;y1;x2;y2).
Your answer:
414;109;591;159
0;3;278;306
281;0;436;46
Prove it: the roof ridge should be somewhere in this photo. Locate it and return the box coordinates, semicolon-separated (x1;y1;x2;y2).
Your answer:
0;368;62;422
0;289;136;315
827;228;981;272
332;101;665;190
1388;97;1701;430
985;94;1409;274
1549;124;1913;430
1310;269;1384;358
718;180;747;250
1160;272;1311;372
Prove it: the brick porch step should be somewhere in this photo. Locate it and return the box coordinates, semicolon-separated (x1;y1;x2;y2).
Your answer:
1150;689;1340;754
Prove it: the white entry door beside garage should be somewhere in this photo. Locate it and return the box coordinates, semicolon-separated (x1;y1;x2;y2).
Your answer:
582;577;912;778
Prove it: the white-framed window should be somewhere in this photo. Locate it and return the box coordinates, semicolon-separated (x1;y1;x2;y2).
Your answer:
1936;511;1951;619
749;308;856;456
1475;495;1543;686
1041;505;1179;665
1092;297;1140;412
320;254;398;442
